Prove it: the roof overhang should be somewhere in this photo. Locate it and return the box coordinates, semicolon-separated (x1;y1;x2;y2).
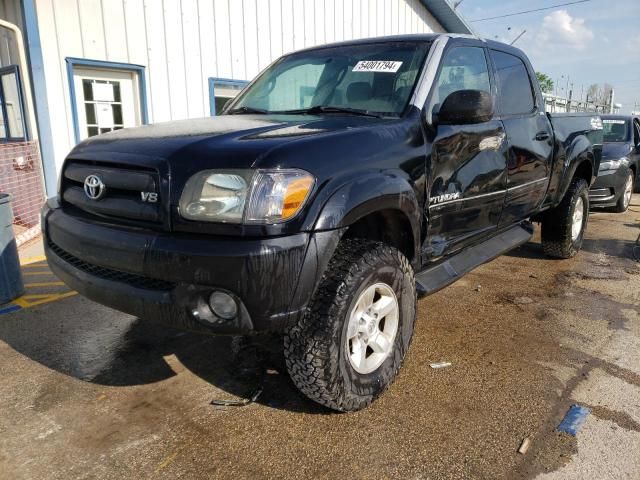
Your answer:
420;0;475;35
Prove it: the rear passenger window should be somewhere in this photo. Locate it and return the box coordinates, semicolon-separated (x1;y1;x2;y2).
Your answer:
490;50;535;116
432;47;491;108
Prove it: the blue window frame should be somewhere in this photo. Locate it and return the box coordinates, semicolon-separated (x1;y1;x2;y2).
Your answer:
65;57;149;143
0;65;28;142
208;77;248;116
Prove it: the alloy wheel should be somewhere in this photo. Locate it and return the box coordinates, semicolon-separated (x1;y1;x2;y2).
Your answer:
571;197;584;241
345;283;399;374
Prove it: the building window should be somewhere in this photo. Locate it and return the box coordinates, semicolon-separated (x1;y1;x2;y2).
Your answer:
209;78;248;115
82;79;125;137
0;65;27;142
66;58;148;143
71;68;141;141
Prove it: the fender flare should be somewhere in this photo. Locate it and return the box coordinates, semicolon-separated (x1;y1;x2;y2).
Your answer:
313;172;422;258
556;136;595;203
283;173;422;323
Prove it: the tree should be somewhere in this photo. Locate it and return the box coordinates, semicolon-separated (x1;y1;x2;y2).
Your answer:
587;84;599;102
586;83;613;105
536;72;554;94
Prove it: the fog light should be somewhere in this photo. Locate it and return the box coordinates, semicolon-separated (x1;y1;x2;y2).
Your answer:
209;291;237;319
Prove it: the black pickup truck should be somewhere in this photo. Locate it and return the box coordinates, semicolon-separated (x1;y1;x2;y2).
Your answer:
43;34;602;411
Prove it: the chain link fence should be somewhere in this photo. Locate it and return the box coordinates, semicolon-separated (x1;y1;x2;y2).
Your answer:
0;141;46;246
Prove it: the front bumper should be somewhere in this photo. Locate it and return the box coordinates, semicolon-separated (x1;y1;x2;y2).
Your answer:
42;199;342;335
589;167;629;207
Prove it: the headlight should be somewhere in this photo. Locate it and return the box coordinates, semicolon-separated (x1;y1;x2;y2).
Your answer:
179;169;314;224
599;157;626;171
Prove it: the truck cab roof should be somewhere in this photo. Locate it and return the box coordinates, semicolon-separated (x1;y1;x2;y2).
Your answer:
289;33;529;61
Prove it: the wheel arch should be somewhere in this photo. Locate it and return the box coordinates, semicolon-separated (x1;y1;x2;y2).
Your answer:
342;208;416;263
557;153;595;204
313;173;421;264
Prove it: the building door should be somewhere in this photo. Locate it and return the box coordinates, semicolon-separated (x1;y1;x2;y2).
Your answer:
72;68;141;140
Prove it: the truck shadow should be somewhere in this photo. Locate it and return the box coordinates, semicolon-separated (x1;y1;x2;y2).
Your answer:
504;241;547;260
0;305;328;414
506;230;639;261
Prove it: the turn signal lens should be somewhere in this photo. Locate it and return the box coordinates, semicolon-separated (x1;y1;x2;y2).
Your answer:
282;176;315;219
245;169;315;223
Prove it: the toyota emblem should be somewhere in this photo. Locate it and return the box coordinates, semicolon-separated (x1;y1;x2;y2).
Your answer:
84;174;106;200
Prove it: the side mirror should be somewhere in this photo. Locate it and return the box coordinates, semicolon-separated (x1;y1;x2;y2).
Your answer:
437;90;494;125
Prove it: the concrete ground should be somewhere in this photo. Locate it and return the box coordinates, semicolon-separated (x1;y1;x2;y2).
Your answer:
0;196;639;480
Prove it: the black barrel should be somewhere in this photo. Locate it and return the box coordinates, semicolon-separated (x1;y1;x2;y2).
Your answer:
0;193;24;304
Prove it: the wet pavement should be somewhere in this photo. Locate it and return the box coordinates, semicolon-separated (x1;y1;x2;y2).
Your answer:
1;196;639;479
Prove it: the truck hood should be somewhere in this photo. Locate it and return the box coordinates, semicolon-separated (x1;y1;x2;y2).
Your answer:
601;141;632;160
68;114;386;171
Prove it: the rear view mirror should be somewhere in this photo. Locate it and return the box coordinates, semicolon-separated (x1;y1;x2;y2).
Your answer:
437;90;494;125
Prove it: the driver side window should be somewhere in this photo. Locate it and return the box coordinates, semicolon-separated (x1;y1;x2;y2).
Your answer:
432;46;491;109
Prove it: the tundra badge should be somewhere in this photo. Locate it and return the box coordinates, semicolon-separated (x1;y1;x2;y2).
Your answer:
430;192;461;205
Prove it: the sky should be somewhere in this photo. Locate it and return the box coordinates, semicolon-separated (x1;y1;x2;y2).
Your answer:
455;0;640;113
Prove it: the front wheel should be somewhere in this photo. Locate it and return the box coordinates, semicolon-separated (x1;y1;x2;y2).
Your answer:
541;178;589;259
284;239;416;412
612;170;634;213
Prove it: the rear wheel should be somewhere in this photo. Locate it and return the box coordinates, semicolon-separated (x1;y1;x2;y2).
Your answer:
284;239;416;412
612;170;634;213
541;178;589;259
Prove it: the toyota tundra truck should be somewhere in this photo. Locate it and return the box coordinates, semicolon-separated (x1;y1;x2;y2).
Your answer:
42;34;602;411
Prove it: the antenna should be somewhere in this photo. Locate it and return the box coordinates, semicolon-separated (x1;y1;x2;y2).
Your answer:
510;29;527;45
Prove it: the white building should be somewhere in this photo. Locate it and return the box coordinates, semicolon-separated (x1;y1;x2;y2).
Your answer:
0;0;472;236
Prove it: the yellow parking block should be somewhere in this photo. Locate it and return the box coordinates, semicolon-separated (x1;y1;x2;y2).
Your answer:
24;282;65;288
22;271;53;276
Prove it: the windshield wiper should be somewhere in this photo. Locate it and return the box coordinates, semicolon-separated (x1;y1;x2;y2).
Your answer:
278;105;384;118
227;106;270;115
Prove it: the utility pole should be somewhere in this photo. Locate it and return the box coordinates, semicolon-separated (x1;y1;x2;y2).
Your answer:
608;89;615;114
568;86;573;112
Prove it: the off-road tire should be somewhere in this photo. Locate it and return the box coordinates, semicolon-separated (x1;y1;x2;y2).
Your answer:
541;178;589;259
611;170;634;213
284;239;416;412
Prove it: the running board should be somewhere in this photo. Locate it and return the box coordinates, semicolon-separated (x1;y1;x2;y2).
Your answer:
415;222;534;297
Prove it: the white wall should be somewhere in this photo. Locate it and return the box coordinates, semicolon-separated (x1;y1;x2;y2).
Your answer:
35;0;445;175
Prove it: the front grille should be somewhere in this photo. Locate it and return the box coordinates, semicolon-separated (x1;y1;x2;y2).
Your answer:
49;240;175;291
61;160;162;225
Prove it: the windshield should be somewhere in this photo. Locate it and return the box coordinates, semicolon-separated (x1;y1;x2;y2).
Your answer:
602;118;630;143
226;41;431;117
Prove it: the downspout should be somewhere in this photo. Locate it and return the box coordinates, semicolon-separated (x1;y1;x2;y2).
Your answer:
0;19;38;140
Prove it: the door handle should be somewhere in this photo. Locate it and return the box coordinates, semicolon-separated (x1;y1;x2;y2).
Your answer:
535;131;550;141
